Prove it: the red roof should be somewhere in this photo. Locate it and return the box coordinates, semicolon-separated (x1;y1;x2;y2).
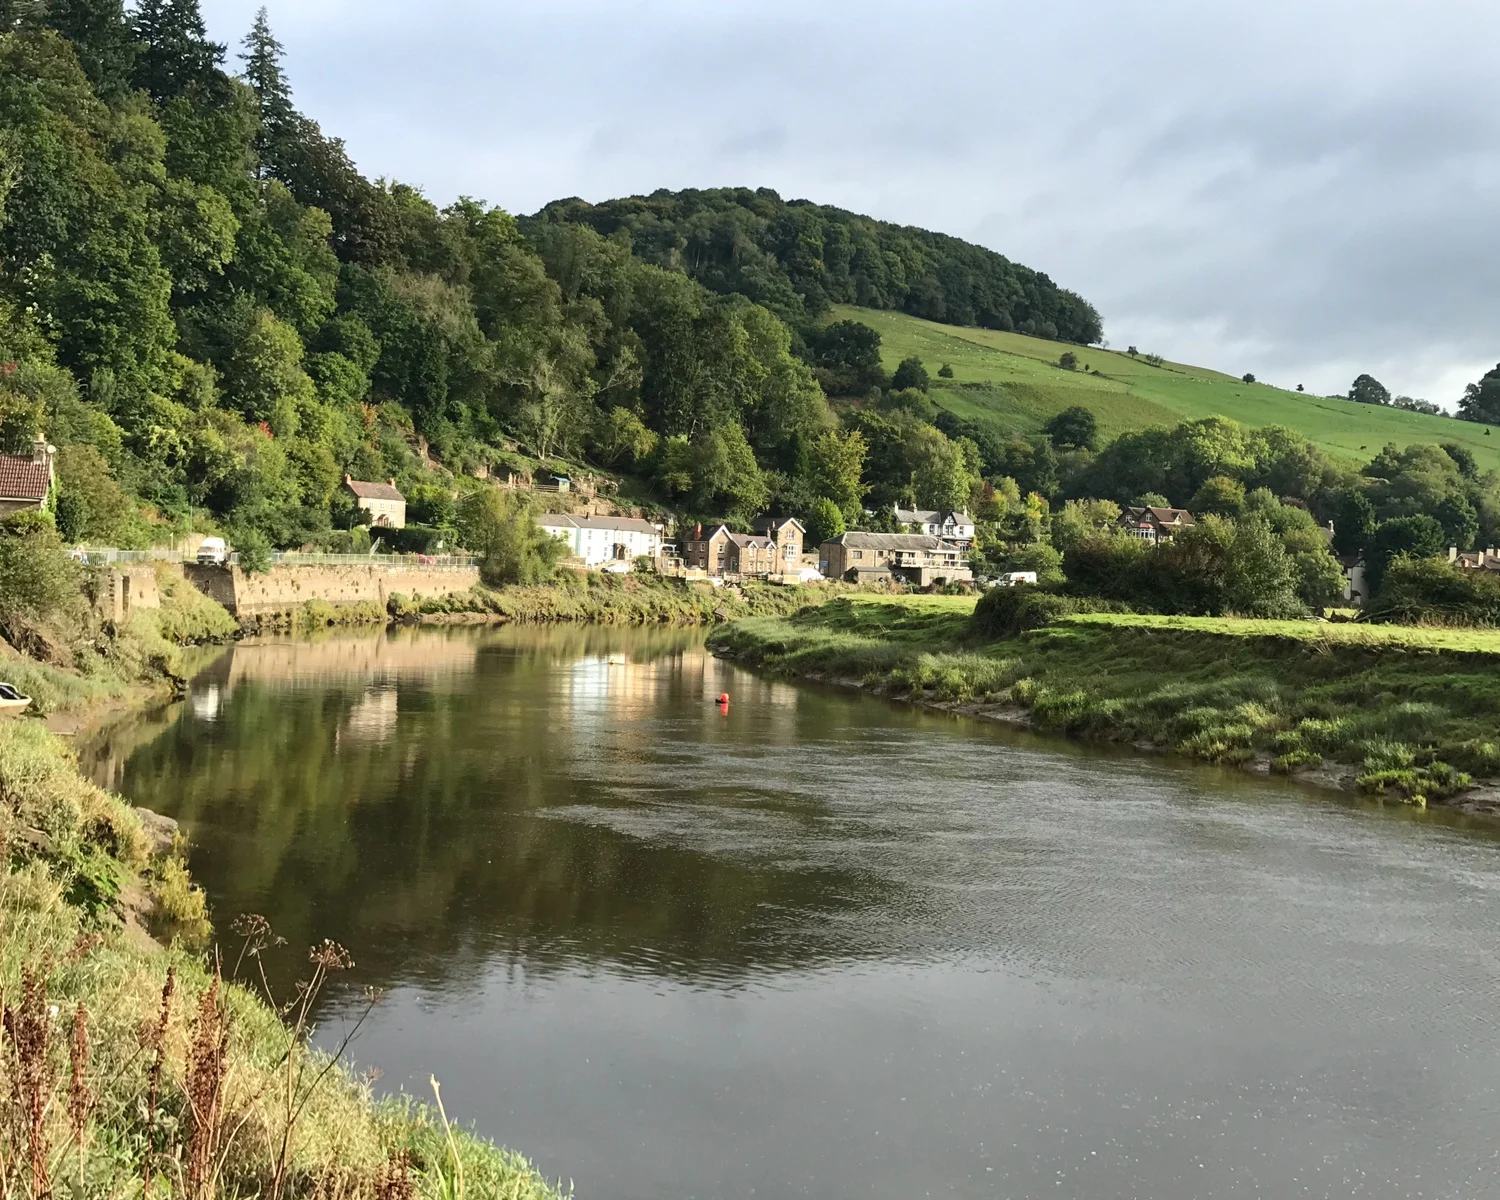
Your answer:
344;478;404;502
0;455;49;502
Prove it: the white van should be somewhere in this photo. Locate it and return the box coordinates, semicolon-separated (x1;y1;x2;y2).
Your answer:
196;536;228;565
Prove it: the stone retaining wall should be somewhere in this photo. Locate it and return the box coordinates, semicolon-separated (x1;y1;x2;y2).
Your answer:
183;563;480;617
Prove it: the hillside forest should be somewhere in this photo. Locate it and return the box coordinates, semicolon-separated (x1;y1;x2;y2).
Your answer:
2;2;1500;618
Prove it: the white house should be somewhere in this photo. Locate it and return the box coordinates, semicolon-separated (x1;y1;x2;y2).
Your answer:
539;514;661;568
893;507;976;547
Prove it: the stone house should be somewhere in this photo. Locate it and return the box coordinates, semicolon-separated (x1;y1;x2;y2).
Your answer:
344;475;407;529
682;524;733;574
724;532;779;576
822;532;973;586
1117;506;1195;545
0;439;55;518
753;516;806;572
680;523;785;577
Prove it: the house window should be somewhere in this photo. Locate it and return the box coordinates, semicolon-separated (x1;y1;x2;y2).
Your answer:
854;550;863;560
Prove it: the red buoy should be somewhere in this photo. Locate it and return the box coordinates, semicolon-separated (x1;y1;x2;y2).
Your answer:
716;692;730;705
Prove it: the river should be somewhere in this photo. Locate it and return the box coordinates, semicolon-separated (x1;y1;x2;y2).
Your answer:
88;625;1500;1199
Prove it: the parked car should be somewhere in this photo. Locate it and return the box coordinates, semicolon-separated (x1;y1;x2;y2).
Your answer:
196;536;228;565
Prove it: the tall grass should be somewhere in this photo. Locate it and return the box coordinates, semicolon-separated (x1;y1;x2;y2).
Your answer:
0;719;568;1199
712;600;1500;806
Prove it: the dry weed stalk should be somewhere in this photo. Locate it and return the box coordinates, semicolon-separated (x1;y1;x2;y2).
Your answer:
227;918;380;1200
2;969;54;1200
66;1004;91;1187
184;971;230;1198
140;965;175;1198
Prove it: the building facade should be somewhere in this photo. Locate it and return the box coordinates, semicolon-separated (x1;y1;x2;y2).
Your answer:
822;532;973;586
0;440;54;518
539;514;662;567
893;507;976;546
682;525;733;574
344;476;407;529
753;517;806;572
1117;506;1195;544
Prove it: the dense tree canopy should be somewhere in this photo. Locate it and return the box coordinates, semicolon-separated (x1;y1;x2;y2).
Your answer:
528;188;1103;343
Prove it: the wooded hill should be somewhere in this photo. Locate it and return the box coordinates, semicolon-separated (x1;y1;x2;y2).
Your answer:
529;189;1103;343
3;0;1499;588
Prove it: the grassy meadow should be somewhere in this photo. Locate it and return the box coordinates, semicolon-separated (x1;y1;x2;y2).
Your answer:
832;305;1500;472
711;595;1500;807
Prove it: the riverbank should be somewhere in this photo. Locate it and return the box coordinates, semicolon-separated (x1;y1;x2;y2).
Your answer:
708;596;1500;814
0;572;569;1193
391;572;844;626
0;716;568;1196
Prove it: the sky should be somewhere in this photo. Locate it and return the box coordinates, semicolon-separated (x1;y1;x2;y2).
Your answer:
201;0;1500;408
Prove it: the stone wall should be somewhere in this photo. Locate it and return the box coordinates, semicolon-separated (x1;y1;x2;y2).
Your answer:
182;562;479;617
97;565;163;622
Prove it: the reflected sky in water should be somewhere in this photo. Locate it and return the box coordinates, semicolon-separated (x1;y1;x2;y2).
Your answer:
100;626;1500;1199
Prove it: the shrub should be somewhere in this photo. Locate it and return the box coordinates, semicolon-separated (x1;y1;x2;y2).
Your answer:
971;585;1135;639
1366;556;1500;627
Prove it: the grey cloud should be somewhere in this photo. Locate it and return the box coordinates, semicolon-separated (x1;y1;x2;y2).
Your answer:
202;0;1500;400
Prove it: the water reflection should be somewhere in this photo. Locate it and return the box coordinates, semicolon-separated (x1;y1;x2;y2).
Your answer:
110;626;884;992
96;626;1500;1199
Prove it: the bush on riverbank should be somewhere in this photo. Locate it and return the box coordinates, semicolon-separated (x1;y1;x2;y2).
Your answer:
711;598;1500;805
0;717;568;1198
1365;555;1500;627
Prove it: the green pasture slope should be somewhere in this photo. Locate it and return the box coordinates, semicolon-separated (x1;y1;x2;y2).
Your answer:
832;305;1500;472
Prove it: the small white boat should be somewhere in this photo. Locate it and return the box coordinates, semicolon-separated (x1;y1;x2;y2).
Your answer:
0;683;32;716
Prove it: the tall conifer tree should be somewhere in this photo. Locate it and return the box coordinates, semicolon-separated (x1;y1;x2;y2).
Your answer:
239;7;294;176
45;0;138;101
130;0;223;103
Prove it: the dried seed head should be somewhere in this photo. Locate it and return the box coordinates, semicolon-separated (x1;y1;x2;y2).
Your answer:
308;940;354;972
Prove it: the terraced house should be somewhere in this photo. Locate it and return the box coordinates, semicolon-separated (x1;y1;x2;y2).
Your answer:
682;524;784;577
539;514;662;568
822;532;973;586
753;516;806;570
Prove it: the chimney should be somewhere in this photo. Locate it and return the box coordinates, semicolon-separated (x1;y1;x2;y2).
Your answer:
31;437;55;482
344;473;353;486
1448;546;1459;563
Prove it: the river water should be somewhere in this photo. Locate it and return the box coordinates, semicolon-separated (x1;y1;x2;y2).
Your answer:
91;626;1500;1199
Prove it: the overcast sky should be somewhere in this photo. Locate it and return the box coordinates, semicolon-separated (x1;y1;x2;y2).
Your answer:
200;0;1500;407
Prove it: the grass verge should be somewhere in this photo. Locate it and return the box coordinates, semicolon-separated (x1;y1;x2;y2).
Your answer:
0;716;567;1197
710;597;1500;808
392;572;854;626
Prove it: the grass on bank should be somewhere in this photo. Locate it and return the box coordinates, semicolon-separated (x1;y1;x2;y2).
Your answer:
711;597;1500;806
391;570;853;625
0;717;567;1198
833;305;1500;473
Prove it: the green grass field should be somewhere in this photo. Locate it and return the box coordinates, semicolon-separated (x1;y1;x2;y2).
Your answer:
832;305;1500;472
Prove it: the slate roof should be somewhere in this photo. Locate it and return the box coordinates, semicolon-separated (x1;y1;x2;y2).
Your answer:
345;479;405;502
726;532;775;549
0;455;49;502
1119;506;1195;527
829;532;948;551
754;516;805;535
538;514;658;535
